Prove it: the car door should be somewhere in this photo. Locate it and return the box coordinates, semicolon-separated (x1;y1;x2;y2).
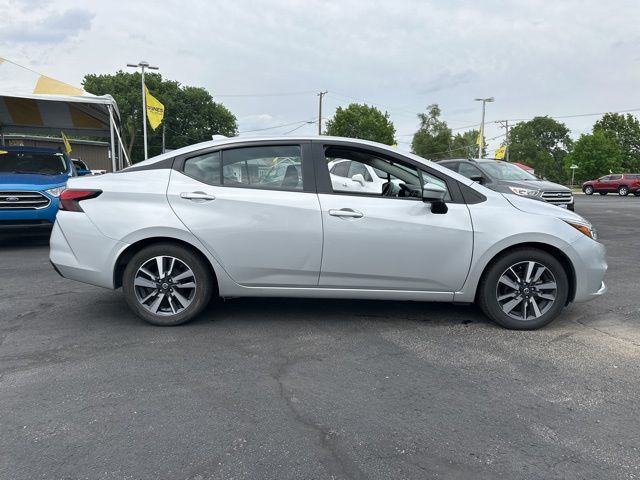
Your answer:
593;176;607;192
608;174;622;191
314;142;474;292
167;142;323;286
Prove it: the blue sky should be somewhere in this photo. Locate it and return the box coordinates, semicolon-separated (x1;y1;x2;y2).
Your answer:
1;0;639;153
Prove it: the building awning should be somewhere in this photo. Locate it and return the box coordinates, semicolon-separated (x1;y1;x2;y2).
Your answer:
0;92;121;138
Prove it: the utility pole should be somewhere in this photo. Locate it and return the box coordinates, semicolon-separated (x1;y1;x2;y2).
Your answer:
317;91;327;135
474;97;494;159
498;119;510;161
127;60;159;160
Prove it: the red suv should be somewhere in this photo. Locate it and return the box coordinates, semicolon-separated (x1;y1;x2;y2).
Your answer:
582;174;640;196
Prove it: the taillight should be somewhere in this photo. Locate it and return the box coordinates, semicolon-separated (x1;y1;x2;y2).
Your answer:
59;189;102;212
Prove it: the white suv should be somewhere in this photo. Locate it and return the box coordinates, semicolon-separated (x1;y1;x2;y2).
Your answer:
50;136;607;329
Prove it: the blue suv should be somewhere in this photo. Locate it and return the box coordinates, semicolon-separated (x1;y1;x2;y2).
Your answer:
0;146;76;232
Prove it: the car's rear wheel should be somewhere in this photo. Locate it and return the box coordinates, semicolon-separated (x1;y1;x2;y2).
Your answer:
618;186;629;196
635;191;640;197
478;249;569;330
122;243;213;326
583;185;594;195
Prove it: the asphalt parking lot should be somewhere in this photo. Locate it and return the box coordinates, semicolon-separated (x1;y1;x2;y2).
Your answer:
1;195;638;480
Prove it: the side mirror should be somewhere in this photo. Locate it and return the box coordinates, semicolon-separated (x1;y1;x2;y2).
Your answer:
351;173;366;186
422;183;448;214
470;175;485;184
76;169;92;176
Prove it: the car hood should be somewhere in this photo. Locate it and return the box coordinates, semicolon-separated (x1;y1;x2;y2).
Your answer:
503;193;587;223
0;172;68;189
498;179;571;192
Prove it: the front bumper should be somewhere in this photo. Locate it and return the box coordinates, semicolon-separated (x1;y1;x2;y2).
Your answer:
0;195;59;231
562;235;608;303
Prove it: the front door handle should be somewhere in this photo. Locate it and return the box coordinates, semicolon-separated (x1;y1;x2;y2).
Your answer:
180;191;215;201
328;208;363;218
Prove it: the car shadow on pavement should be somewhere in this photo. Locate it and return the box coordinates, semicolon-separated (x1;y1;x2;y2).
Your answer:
192;297;493;329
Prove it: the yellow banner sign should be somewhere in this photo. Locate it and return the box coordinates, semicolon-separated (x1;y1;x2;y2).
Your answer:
495;146;506;159
145;84;164;130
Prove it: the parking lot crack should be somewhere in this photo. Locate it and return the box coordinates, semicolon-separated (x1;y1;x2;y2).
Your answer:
574;317;640;348
272;354;368;480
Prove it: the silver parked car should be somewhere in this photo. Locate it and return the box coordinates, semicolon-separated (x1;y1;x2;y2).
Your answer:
50;136;607;329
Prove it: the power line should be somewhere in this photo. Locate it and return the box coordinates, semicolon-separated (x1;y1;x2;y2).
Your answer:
282;120;316;135
212;91;316;98
238;119;315;134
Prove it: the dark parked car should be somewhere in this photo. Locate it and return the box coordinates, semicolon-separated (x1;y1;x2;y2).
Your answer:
438;158;574;211
582;174;640;196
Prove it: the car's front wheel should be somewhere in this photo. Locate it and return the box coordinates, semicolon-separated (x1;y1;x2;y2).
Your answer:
583;185;594;195
122;243;214;326
478;249;569;330
618;186;629;196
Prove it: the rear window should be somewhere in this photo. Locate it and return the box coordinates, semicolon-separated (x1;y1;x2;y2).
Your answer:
626;174;640;180
0;150;68;175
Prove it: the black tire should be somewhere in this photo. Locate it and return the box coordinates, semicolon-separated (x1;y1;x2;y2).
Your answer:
583;186;593;195
122;243;214;326
478;248;569;330
599;191;607;195
618;186;629;196
567;203;575;211
635;191;640;197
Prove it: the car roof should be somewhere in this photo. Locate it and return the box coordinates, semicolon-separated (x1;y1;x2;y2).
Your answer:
128;135;429;169
0;145;64;155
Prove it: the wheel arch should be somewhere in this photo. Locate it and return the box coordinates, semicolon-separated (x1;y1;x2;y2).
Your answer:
113;236;219;294
474;242;576;304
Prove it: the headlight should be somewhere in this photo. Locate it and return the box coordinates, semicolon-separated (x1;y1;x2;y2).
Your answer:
508;186;540;197
565;220;597;240
45;186;66;197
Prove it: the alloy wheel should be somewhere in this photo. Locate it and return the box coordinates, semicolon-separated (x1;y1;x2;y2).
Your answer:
496;261;557;321
133;256;197;316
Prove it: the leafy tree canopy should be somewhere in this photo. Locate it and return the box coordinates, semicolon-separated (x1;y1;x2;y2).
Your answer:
411;104;452;160
593;113;640;172
508;116;572;182
565;131;623;182
450;129;485;159
325;103;396;145
83;71;238;163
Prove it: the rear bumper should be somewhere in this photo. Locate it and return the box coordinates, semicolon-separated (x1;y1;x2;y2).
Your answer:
49;213;128;289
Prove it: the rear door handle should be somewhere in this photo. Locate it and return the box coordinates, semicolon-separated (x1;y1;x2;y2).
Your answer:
180;191;216;201
328;208;363;218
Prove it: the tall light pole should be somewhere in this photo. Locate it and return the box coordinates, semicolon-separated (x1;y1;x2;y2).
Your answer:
474;97;494;159
317;91;327;135
127;60;159;160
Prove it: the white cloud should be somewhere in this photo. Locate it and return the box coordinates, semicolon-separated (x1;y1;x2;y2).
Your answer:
1;0;639;148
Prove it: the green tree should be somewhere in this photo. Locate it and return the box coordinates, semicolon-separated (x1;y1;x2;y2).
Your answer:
411;104;452;160
593;113;640;172
449;129;485;159
508;116;572;182
325;103;396;145
565;131;623;183
83;71;237;163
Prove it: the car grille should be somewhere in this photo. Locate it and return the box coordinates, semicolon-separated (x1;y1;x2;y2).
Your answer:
0;191;51;210
541;191;573;205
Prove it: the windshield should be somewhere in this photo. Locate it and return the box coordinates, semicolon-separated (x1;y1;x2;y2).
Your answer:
0;150;68;175
480;162;538;181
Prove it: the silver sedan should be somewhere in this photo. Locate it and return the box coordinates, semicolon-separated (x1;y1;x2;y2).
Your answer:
50;136;607;329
